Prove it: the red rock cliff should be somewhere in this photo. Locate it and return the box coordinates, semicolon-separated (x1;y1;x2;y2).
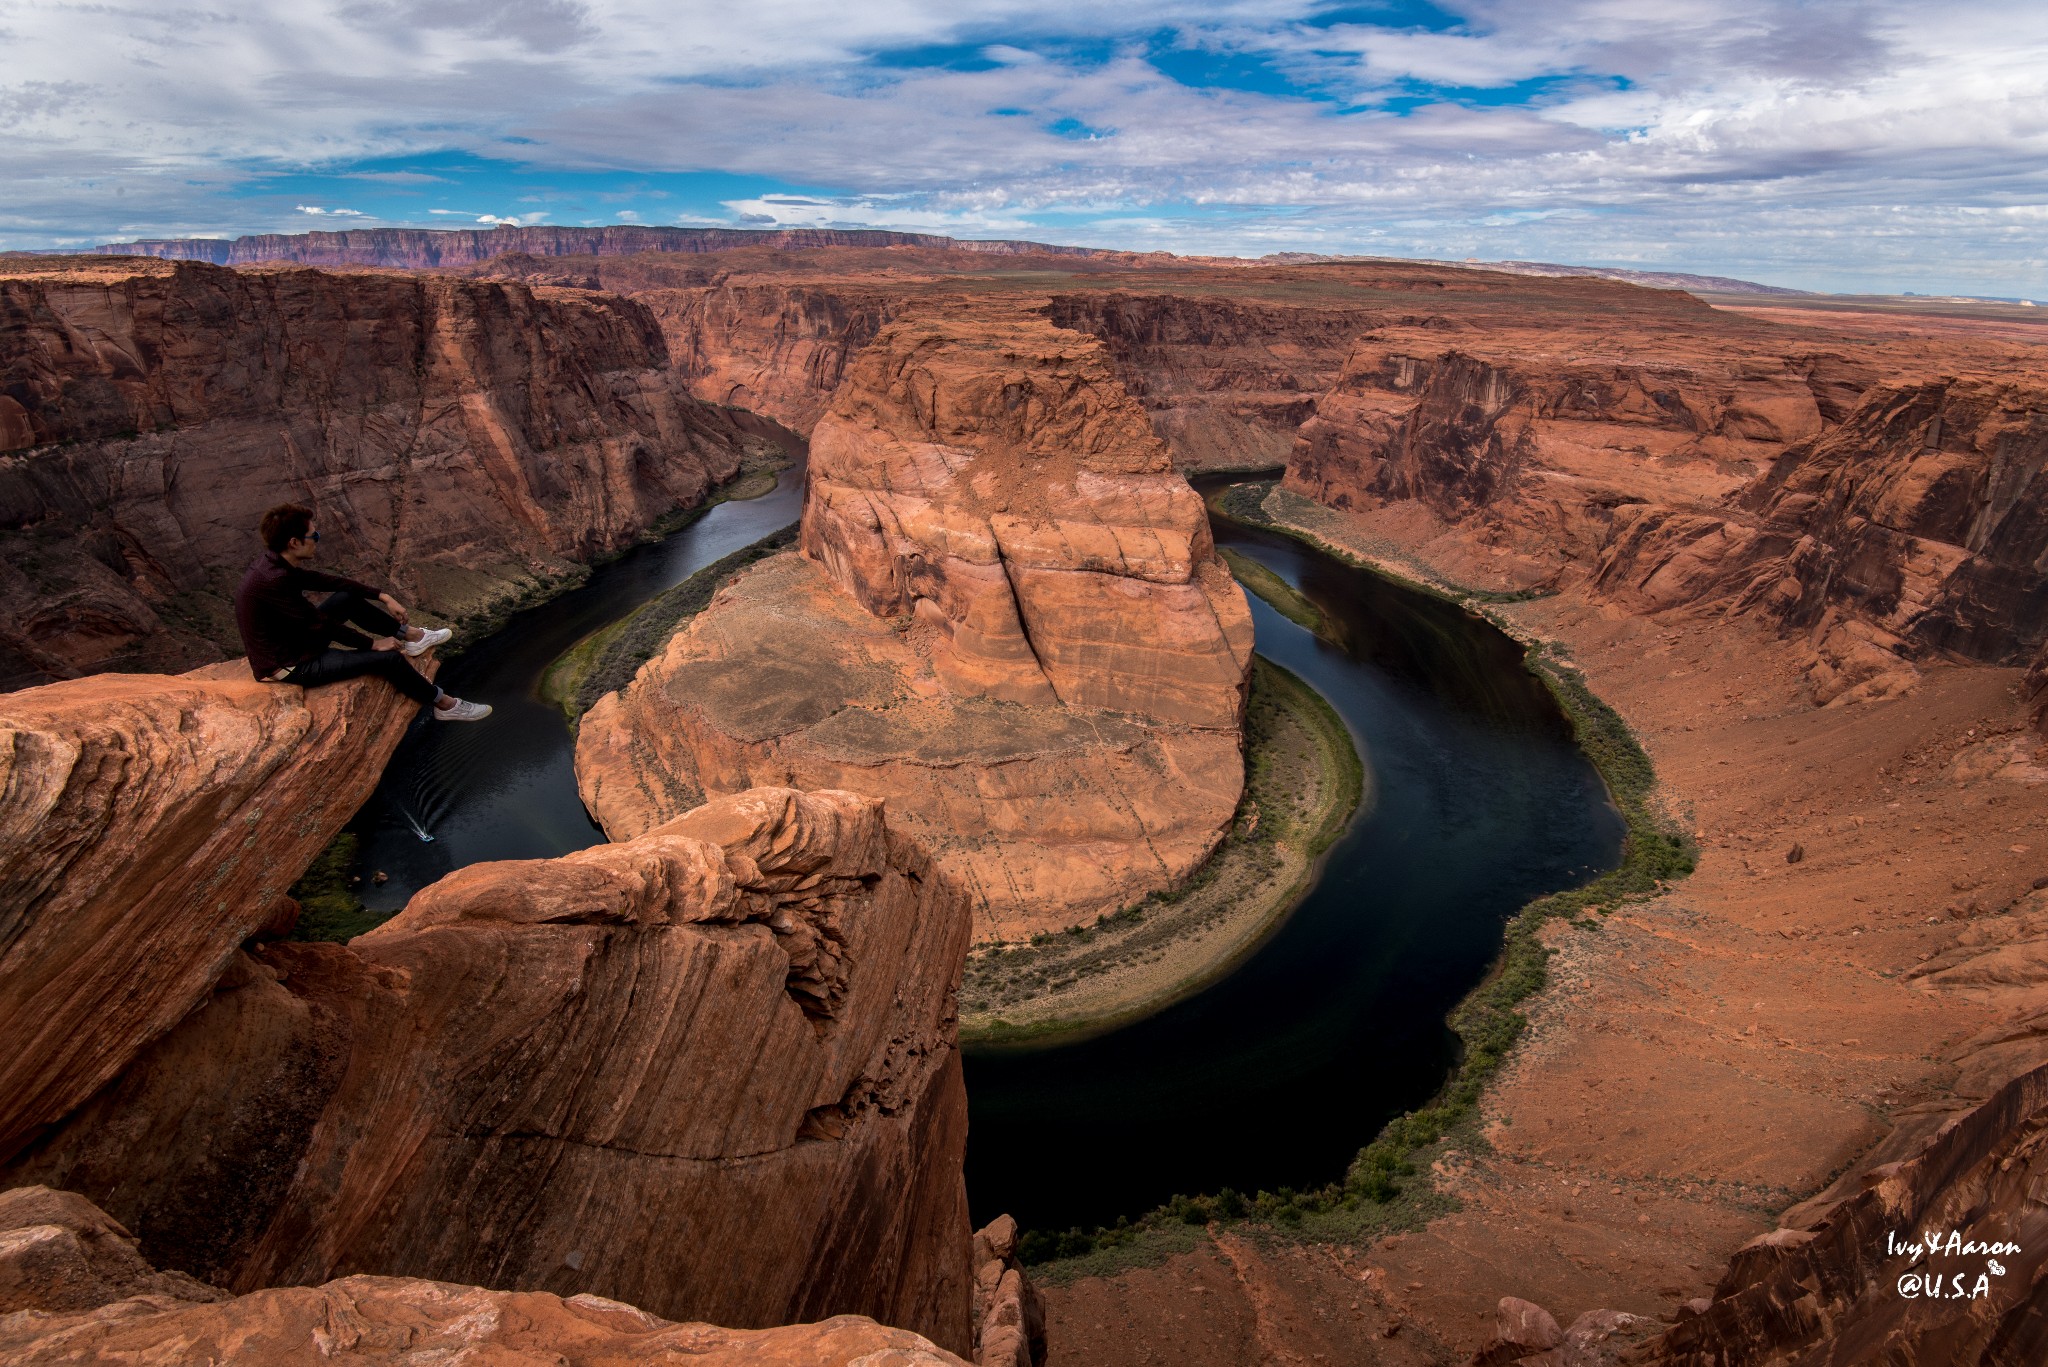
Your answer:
3;781;977;1351
1595;379;2048;699
1045;292;1375;470
0;257;748;687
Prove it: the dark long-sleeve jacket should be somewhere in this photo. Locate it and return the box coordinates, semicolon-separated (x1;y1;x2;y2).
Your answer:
233;551;383;680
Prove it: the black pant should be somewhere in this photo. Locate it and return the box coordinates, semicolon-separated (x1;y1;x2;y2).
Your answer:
280;592;440;705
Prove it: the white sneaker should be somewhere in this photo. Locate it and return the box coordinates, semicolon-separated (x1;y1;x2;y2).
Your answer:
402;627;452;658
434;697;492;722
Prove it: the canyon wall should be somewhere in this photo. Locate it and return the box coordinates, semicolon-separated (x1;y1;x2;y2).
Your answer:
658;284;898;433
576;315;1254;940
1595;378;2048;701
1283;336;1841;570
1280;321;2048;705
1045;292;1377;470
0;257;749;688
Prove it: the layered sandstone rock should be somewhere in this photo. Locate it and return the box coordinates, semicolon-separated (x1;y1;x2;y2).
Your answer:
0;1185;972;1366
1284;337;1833;575
970;1215;1047;1367
0;257;747;686
802;317;1252;726
4;786;977;1352
1278;311;2048;705
0;662;425;1167
661;284;896;432
576;317;1253;938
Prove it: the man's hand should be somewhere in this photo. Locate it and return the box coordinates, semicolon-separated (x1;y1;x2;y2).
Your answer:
371;636;400;652
378;592;409;625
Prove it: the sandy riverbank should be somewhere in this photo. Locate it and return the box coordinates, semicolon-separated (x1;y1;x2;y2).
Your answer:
960;654;1365;1049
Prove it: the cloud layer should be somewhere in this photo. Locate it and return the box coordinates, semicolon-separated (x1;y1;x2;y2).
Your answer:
3;0;2044;293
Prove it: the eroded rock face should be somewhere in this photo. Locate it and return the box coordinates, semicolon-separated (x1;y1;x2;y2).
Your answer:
1284;339;1830;568
803;317;1253;727
577;317;1252;939
0;1185;971;1367
1641;1058;2048;1365
1282;320;2048;705
1594;379;2048;703
5;787;977;1354
0;257;747;686
970;1215;1047;1367
660;284;897;433
0;663;424;1168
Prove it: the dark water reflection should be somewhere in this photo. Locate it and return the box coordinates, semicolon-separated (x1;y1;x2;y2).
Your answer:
959;480;1624;1233
350;424;806;910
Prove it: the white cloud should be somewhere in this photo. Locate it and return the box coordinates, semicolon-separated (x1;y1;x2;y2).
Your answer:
1;1;2044;292
295;204;365;215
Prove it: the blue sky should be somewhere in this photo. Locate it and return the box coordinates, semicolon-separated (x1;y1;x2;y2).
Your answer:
5;1;2046;295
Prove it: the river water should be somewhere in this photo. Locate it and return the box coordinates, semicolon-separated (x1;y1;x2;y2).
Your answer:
349;431;808;909
344;459;1621;1239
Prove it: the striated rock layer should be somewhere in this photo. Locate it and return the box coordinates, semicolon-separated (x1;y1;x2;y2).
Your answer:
0;256;747;687
3;785;977;1352
576;316;1253;940
0;1185;973;1366
0;662;424;1168
1596;379;2048;703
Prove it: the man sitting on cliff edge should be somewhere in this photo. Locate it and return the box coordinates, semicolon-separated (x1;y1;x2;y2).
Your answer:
234;503;491;722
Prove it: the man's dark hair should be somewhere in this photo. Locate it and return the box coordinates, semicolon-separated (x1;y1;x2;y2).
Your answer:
260;503;314;553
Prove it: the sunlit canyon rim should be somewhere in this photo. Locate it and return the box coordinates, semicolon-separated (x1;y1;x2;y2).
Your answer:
2;230;2047;1365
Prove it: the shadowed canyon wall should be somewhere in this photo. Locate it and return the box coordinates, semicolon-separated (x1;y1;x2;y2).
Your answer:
1044;292;1376;471
576;314;1254;940
0;257;750;689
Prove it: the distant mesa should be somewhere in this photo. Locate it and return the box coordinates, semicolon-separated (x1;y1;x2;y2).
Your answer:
89;225;1131;270
1259;251;1808;296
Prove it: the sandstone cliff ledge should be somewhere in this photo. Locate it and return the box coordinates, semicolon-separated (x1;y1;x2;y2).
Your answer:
576;316;1253;940
0;662;423;1167
0;1185;976;1366
0;655;991;1352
